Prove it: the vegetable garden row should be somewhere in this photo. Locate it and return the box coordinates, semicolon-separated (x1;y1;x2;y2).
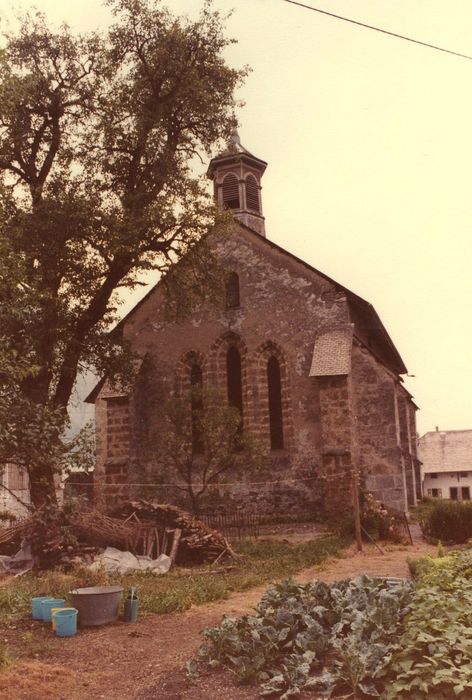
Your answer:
192;547;472;699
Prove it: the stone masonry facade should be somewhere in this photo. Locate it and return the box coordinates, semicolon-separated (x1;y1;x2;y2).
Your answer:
88;138;419;519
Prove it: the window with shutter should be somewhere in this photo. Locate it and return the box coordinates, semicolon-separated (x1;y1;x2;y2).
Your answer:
222;173;240;209
245;174;260;213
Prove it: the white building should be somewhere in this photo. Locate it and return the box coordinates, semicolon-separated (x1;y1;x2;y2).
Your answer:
1;464;66;518
419;429;472;501
0;464;31;518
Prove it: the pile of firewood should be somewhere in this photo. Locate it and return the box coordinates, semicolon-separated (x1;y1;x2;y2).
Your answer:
0;500;236;570
72;511;137;551
0;506;99;570
111;500;236;564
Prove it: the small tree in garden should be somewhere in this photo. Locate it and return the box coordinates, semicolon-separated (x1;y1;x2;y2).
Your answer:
152;389;265;515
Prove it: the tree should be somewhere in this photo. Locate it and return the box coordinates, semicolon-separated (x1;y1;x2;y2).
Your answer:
0;0;246;507
151;388;265;515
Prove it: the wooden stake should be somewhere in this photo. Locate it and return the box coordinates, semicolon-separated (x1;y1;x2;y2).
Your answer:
352;469;363;552
162;527;172;556
169;528;182;564
146;529;154;558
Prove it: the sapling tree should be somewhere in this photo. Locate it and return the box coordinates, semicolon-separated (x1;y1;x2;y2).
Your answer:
152;388;265;515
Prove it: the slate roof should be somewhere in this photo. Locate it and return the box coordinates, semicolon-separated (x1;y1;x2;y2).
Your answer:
419;430;472;474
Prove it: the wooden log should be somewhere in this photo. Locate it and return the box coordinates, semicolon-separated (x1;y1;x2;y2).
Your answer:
169;528;182;564
146;529;155;558
162;527;173;556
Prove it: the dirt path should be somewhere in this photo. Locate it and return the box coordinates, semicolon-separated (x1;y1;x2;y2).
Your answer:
0;537;437;700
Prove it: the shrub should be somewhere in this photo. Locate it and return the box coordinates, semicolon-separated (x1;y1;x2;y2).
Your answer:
340;492;407;543
420;499;472;543
382;549;472;699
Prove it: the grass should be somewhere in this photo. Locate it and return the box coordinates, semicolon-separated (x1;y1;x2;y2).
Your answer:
0;535;344;622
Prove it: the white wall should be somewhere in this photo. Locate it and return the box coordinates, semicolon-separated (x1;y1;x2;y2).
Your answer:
423;471;472;500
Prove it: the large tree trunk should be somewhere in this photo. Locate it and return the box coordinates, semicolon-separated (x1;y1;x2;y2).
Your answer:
28;461;58;509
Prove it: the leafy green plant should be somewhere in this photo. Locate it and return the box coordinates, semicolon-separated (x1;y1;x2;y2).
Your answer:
381;549;472;699
340;492;407;543
420;500;472;544
197;576;414;699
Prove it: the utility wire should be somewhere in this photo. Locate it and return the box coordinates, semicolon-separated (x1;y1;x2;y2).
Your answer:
282;0;472;60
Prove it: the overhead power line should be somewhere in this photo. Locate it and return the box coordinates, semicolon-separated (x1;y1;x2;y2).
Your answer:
282;0;472;60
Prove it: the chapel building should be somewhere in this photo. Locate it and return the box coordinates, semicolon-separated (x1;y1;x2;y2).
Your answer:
87;134;421;517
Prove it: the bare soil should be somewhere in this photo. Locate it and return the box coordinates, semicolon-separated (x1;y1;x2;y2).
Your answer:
0;533;437;700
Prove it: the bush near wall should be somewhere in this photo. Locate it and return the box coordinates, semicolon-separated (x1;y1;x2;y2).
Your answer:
420;499;472;543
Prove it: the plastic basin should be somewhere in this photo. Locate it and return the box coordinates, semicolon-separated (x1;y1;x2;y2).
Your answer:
32;596;55;620
69;586;123;627
54;608;78;637
41;598;66;622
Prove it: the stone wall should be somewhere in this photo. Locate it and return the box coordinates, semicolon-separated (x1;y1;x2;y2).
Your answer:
350;342;417;513
92;224;417;517
94;396;130;507
94;227;349;514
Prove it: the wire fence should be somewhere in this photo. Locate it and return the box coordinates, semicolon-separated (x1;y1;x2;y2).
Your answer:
200;509;262;540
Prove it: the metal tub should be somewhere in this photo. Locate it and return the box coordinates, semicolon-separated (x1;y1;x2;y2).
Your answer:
69;586;123;627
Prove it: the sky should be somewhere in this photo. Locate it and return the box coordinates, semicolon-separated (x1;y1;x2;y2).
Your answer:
2;0;472;436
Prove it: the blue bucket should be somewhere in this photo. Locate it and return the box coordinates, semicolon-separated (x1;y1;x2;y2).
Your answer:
54;608;78;637
41;598;66;622
32;597;55;620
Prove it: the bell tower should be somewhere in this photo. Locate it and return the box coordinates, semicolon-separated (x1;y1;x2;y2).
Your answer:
207;131;267;237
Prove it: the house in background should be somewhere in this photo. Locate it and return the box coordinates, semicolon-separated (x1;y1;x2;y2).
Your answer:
0;464;66;518
419;428;472;500
0;464;30;517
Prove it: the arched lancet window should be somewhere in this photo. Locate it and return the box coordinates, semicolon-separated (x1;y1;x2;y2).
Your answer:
245;174;260;213
267;355;284;449
190;363;204;454
226;271;240;309
222;173;240;210
226;346;243;422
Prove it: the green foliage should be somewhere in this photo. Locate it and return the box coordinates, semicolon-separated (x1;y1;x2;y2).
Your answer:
198;576;414;699
0;535;343;623
0;0;245;504
194;547;472;698
0;537;343;621
150;387;266;514
340;491;407;543
420;499;472;544
381;549;472;699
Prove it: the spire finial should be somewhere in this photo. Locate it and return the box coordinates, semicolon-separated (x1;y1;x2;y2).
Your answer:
229;128;241;151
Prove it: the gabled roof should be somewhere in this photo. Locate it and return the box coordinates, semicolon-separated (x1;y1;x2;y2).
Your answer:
235;221;407;375
419;429;472;473
85;220;408;402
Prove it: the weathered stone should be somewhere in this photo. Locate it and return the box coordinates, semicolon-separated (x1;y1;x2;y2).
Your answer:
87;138;418;518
